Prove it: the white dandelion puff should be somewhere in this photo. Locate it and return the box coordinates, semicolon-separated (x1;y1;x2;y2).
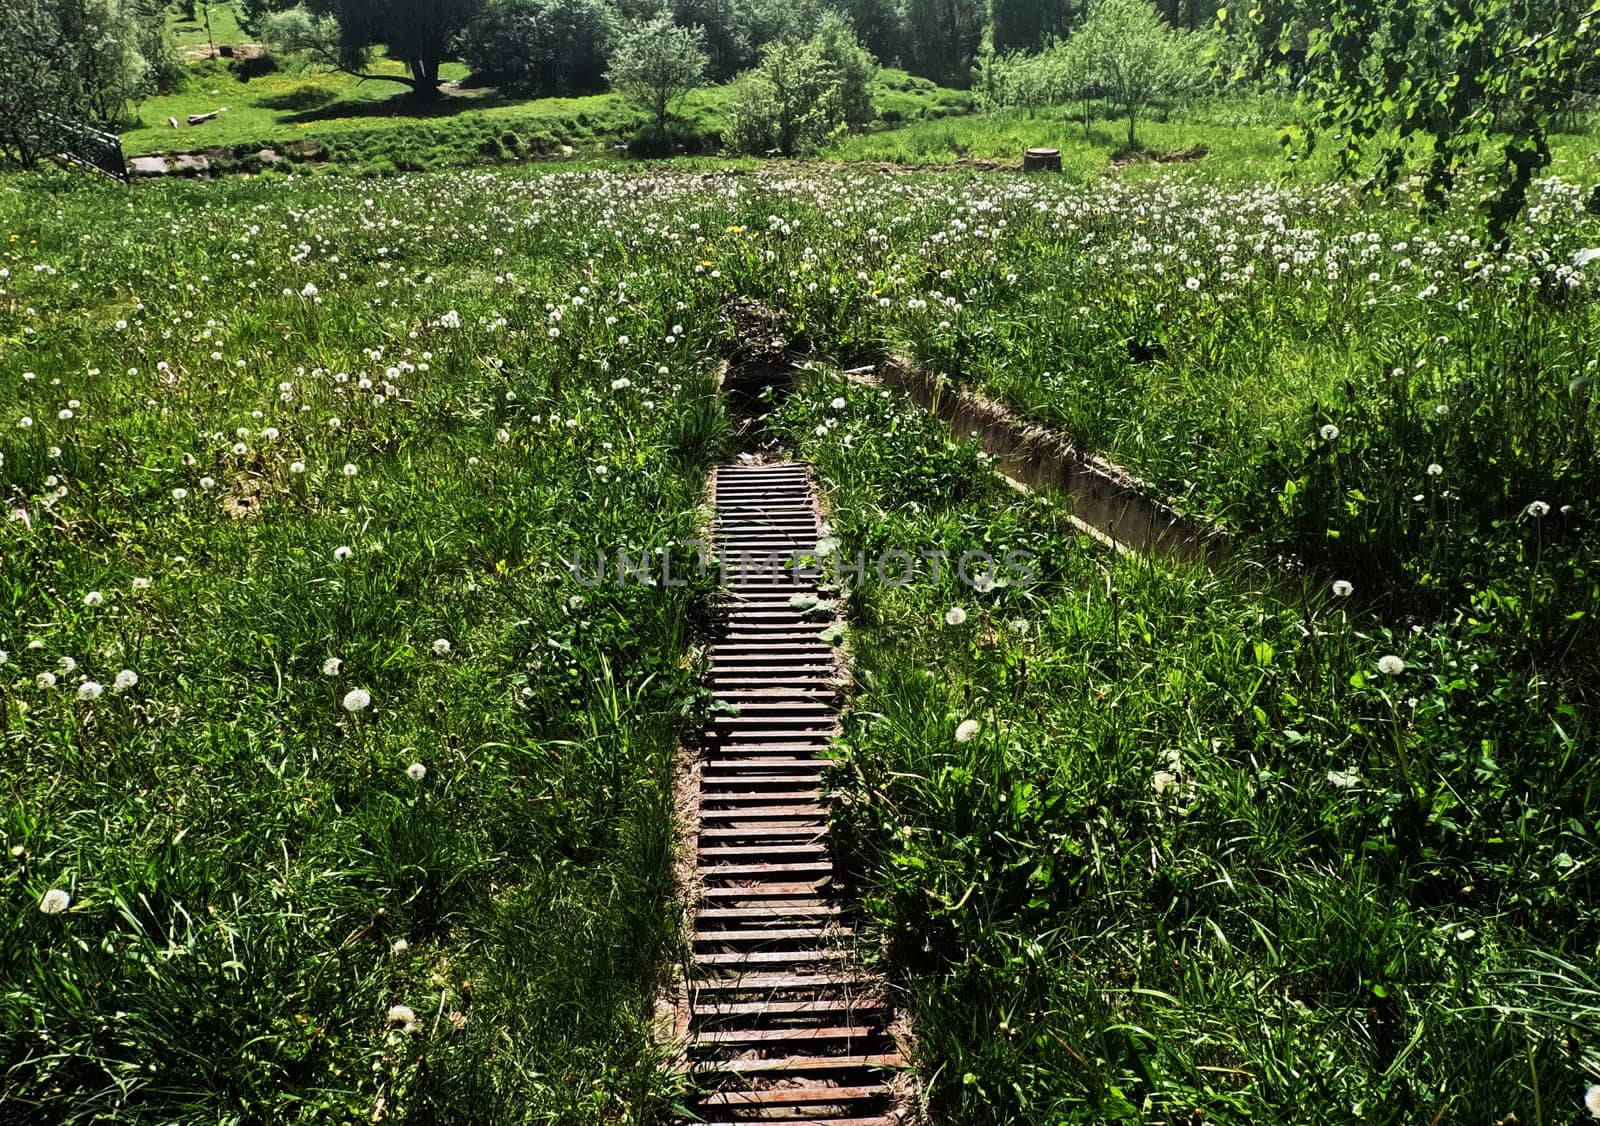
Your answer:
431;638;451;656
113;669;138;692
1377;655;1406;676
342;463;358;477
944;606;968;627
39;888;72;915
322;657;343;677
333;545;353;562
35;672;57;689
171;487;188;501
1331;580;1353;597
1320;424;1340;441
1526;500;1550;518
406;762;427;781
391;937;409;955
1426;463;1443;477
289;461;306;475
954;719;981;743
830;397;847;410
82;591;104;607
342;688;372;713
385;1004;419;1033
77;681;103;701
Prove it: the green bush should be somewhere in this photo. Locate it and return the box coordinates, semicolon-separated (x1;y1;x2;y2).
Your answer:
460;0;617;96
728;14;875;156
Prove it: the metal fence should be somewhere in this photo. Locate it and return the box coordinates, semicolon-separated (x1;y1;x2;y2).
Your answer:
42;114;128;182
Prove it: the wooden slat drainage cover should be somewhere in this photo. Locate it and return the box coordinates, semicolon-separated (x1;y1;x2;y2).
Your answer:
676;462;912;1126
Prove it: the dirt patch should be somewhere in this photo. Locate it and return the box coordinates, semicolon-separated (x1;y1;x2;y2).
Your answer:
1110;144;1210;169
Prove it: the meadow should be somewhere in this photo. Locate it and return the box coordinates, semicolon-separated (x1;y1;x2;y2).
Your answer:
2;147;1597;1123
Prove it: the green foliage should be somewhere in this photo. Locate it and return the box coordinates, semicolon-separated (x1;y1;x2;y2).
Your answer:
460;0;618;95
728;14;876;154
1071;0;1206;146
989;0;1074;53
606;12;712;131
900;0;985;85
772;367;1599;1122
1224;0;1600;242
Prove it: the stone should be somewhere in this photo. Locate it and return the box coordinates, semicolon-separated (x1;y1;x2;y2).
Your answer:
172;153;211;174
128;155;169;176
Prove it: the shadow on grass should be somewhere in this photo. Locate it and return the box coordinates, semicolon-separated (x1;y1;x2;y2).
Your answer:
280;86;517;125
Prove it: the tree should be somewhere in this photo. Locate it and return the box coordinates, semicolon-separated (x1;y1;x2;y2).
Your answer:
1071;0;1196;148
460;0;617;94
0;0;78;167
728;13;875;154
607;14;711;133
255;0;481;100
900;0;983;84
1;0;172;168
990;0;1073;54
1224;0;1600;243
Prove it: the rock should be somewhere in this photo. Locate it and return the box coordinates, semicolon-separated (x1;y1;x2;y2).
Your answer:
1023;147;1062;172
128;155;169;176
172;153;211;174
558;144;575;158
168;117;179;129
253;148;282;164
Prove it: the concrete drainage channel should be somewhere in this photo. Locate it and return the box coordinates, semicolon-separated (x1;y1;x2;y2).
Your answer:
676;461;912;1126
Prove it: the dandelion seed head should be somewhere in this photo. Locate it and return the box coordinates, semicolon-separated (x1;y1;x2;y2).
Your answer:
385;1004;419;1033
82;591;103;607
1320;424;1340;441
1526;500;1550;518
1426;463;1443;477
1377;655;1406;676
113;669;138;692
431;638;451;656
954;719;981;743
77;681;103;701
1332;580;1353;597
944;606;968;627
333;545;353;562
322;657;343;677
39;888;71;915
36;672;57;689
342;687;372;713
407;762;426;781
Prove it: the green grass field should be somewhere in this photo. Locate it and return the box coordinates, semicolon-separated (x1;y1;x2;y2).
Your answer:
5;50;1600;1126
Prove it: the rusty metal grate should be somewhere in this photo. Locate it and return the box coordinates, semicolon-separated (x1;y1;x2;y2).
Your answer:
681;462;908;1126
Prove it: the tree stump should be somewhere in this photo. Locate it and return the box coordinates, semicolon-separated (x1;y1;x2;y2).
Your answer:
1023;148;1062;172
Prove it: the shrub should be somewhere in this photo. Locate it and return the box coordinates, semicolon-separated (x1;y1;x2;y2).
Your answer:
460;0;617;96
727;14;875;156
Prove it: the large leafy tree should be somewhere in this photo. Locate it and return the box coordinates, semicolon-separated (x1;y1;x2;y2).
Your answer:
460;0;617;94
259;0;482;99
901;0;983;83
1224;0;1600;241
990;0;1074;53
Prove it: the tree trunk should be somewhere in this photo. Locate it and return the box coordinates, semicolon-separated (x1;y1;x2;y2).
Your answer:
1127;108;1136;149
